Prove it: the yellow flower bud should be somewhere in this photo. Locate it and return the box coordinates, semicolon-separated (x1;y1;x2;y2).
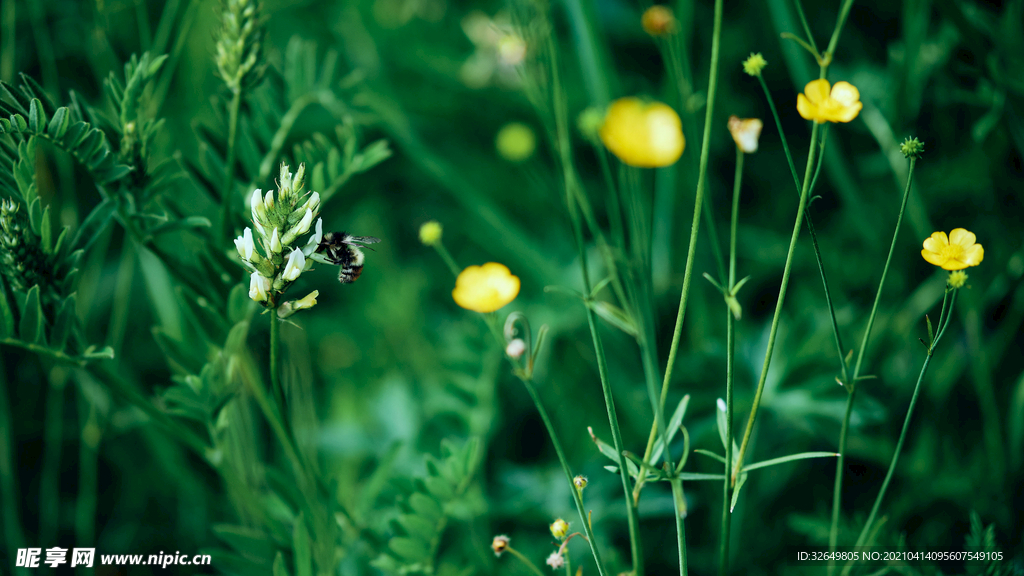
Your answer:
550;518;569;540
419;220;443;246
496;122;536;163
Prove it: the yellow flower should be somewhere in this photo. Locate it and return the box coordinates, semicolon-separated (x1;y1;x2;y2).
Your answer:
727;116;763;153
453;263;520;313
600;97;684;167
550;518;569;540
921;229;984;271
496;122;536;162
641;5;676;36
419;220;443;246
796;79;863;123
948;271;968;289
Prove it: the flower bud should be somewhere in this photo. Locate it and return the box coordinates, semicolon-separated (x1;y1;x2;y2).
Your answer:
282;248;305;281
250;189;266;222
491;535;510;557
269;227;282;254
234;227;255;260
277;290;319;318
641;5;676;36
283;209;313;246
742;53;768;76
549;518;569;540
506;338;526;360
248;272;271;302
419;220;443;246
573;475;588;491
947;270;967;289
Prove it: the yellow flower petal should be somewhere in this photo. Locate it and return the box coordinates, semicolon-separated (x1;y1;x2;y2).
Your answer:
960;243;984;266
925;231;949;250
804;79;832;105
796;93;819;122
941;258;970;271
948;228;976;248
827;101;863;123
921;249;948;267
830;82;860;106
452;262;521;313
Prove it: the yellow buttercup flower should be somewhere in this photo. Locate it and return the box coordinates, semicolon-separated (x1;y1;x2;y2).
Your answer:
453;263;521;313
921;229;984;271
796;79;863;123
600;97;684;167
727;116;763;153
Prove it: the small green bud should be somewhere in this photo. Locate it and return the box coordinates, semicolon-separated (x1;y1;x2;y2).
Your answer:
900;137;924;159
742;53;767;77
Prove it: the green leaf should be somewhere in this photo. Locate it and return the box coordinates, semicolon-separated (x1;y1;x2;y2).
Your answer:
716;398;729;450
11;113;27;132
19;285;45;344
50;294;78;350
27;99;44;132
678;472;725;481
147;216;212;237
389;537;429;562
98;164;132;184
272;553;291;576
292;514;312;576
398;514;435;542
588;426;621;464
46;107;69;138
40;206;53;254
589;300;638;337
651;394;690;465
730;472;748;512
70;197;117;253
740;451;839;473
407;493;442;522
925;314;934;345
423;476;454;501
81;345;115;360
693;449;726;464
212;525;276;563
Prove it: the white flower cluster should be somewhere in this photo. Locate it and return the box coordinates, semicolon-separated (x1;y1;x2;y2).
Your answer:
234;163;322;315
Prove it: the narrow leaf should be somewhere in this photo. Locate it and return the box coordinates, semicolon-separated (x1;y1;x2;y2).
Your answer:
272;553;290;576
292;514;312;576
46;107;69;138
0;280;15;336
740;451;839;473
19;285;45;344
589;300;638;337
716;398;729;450
651;394;690;464
693;449;727;464
27;99;44;132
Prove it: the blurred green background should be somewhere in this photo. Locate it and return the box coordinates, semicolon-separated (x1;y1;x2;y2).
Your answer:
0;0;1022;574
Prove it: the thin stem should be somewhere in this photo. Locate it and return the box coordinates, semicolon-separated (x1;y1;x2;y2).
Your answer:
840;291;958;576
755;74;847;384
505;546;546;576
824;0;857;59
792;0;820;55
269;310;286;422
639;0;724;493
432;242;461;277
219;89;242;241
732;121;821;484
75;399;101;560
829;157;917;563
719;147;743;576
519;377;608;576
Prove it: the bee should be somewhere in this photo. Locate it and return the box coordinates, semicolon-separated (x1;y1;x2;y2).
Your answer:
312;232;381;283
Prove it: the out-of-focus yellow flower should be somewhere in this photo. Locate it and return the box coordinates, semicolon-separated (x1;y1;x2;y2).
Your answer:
550;518;569;540
742;53;767;76
600;97;684;168
496;122;536;162
947;270;968;289
921;229;984;271
453;263;521;313
577;106;606;143
419;220;443;246
727;116;763;153
641;5;676;36
796;79;862;123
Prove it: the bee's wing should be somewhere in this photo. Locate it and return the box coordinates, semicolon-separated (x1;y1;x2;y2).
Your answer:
346;235;381;245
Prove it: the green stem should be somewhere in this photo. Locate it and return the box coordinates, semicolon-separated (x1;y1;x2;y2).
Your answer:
269;309;286;422
732;121;821;484
219;89;242;241
719;147;743;576
755;74;847;384
639;0;724;492
824;0;857;59
432;241;461;277
792;0;820;55
505;546;547;576
75;398;101;566
519;377;608;576
27;0;59;94
841;289;958;576
829;157;916;563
